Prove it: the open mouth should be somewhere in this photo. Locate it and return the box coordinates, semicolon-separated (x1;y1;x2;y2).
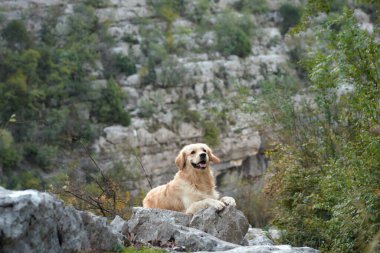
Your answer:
191;161;207;170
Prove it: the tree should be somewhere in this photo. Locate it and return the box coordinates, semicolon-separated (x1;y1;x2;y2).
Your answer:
263;3;380;253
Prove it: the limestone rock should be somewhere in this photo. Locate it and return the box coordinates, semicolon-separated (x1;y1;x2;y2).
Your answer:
111;215;130;237
178;122;202;139
128;207;191;228
244;228;274;246
190;205;249;245
127;207;239;252
0;187;124;253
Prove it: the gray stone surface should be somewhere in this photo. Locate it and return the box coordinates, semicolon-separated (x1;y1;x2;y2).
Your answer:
129;216;239;252
244;228;274;246
111;215;129;236
196;245;320;253
190;205;249;245
128;207;191;228
0;187;124;253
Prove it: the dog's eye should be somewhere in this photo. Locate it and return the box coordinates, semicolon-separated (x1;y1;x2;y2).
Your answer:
202;148;206;152
191;150;196;155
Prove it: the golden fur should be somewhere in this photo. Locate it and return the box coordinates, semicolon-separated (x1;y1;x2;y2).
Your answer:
143;143;236;214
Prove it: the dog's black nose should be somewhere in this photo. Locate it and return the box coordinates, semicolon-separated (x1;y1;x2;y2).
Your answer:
200;153;207;159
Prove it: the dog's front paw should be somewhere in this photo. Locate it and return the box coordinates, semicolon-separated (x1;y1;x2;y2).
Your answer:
207;199;226;211
220;196;236;206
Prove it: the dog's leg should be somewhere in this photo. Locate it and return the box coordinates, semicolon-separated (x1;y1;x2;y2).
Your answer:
220;196;236;206
185;198;225;215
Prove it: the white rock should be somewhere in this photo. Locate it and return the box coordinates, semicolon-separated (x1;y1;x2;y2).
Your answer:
153;128;178;144
178;123;202;139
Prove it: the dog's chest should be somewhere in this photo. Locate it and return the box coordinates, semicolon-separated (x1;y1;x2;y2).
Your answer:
181;184;215;208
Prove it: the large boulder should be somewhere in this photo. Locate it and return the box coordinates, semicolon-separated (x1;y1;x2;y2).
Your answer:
0;187;125;253
190;205;249;245
128;207;244;251
129;206;249;245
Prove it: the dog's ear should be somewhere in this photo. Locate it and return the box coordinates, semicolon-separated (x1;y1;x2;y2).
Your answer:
206;145;220;164
175;150;186;170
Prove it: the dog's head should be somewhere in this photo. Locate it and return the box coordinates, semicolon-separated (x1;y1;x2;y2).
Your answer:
175;143;220;170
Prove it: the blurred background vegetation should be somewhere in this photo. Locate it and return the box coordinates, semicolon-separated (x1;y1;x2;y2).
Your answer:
0;0;379;252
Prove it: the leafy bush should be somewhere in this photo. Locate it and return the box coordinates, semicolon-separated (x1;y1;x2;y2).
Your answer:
35;145;58;171
158;57;187;87
1;20;32;50
278;3;302;35
115;54;137;76
185;0;210;23
84;0;110;8
140;65;157;86
261;7;380;253
92;79;131;126
215;12;253;58
0;129;21;169
137;99;157;118
0;2;127;189
233;0;269;14
202;121;221;148
147;0;185;20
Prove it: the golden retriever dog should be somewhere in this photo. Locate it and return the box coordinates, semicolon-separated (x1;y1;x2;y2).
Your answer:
143;143;236;214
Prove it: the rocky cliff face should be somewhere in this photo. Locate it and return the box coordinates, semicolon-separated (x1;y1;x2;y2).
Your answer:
0;0;296;191
91;0;291;189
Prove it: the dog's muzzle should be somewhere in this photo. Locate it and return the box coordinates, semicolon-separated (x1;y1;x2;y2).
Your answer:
191;153;207;169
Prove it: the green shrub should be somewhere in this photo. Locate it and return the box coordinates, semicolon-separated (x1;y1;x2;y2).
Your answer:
84;0;110;8
215;12;253;58
0;129;21;169
92;79;131;126
1;20;32;50
115;54;137;76
137;99;157;118
278;3;302;35
35;145;58;171
174;100;201;124
147;0;185;20
185;0;210;23
233;0;269;14
140;65;157;86
261;8;380;253
158;57;187;87
202;121;221;148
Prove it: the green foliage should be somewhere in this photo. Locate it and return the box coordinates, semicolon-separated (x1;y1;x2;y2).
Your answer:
215;12;253;58
92;79;131;126
137;99;157;118
174;100;201;124
233;0;269;14
261;6;380;253
84;0;110;8
0;129;21;169
278;3;302;35
140;65;157;86
202;121;221;148
25;144;58;171
158;57;188;87
1;20;32;50
147;0;185;21
115;54;137;76
185;0;210;23
0;2;128;190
